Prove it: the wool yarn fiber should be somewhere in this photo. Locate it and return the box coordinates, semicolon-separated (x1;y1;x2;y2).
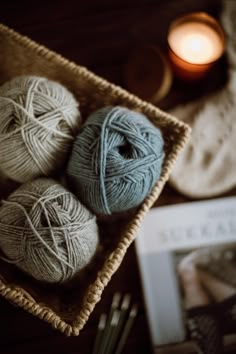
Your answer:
0;76;81;183
0;178;99;283
67;106;165;215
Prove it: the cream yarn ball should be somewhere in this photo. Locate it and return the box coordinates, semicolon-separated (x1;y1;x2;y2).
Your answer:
0;76;81;182
0;178;99;283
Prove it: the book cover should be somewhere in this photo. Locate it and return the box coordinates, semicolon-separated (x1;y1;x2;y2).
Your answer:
135;197;236;348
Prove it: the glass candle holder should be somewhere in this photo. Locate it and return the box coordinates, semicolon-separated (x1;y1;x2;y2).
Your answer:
167;12;225;81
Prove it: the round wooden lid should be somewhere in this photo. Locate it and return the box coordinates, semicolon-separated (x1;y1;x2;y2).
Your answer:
123;46;173;103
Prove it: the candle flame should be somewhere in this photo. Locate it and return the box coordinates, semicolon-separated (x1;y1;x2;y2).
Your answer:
188;35;204;53
168;22;224;64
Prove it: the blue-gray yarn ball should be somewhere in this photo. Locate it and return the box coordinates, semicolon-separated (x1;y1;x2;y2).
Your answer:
67;106;165;215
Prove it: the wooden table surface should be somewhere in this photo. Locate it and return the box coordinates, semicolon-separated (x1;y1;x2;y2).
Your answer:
0;1;229;353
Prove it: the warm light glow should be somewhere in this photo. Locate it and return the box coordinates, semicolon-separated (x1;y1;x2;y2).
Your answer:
168;22;223;64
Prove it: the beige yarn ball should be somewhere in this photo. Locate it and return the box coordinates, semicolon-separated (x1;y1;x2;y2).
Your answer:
0;76;81;182
0;178;99;283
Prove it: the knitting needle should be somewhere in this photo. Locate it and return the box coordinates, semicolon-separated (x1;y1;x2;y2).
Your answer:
105;293;131;354
97;292;121;354
114;304;138;354
100;310;120;354
92;313;107;354
107;292;122;325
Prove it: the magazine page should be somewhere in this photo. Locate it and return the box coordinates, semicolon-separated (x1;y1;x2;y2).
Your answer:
135;196;236;350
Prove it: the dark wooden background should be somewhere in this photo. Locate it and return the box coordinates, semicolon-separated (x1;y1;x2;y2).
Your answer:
0;1;228;354
1;0;222;104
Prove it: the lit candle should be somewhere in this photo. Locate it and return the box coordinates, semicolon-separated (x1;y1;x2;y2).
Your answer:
167;13;225;81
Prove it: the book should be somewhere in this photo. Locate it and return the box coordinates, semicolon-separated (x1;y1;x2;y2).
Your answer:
135;196;236;347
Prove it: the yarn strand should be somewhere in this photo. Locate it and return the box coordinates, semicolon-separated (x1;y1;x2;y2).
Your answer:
67;106;165;214
0;179;99;283
0;199;74;269
0;76;81;182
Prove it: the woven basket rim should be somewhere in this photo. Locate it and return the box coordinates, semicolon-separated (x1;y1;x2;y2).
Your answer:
0;22;191;336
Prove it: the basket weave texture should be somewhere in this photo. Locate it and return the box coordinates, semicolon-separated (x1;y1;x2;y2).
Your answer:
0;23;190;336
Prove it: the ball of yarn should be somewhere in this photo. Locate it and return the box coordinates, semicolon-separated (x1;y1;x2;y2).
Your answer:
0;178;99;283
67;106;165;215
0;76;81;183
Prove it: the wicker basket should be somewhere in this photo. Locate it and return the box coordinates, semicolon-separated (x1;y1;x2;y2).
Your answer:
0;23;190;336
